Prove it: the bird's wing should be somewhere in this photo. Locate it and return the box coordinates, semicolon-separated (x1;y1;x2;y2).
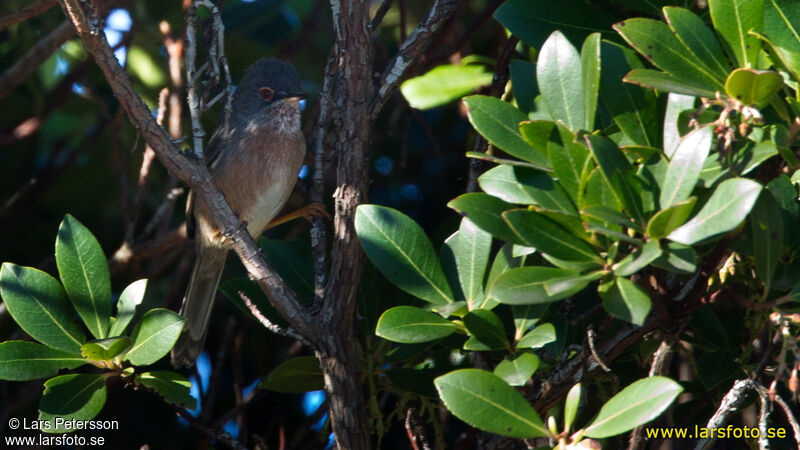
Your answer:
186;122;233;241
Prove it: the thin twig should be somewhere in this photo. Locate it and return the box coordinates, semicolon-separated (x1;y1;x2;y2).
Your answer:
184;5;205;157
109;223;187;274
175;408;247;450
405;407;432;450
429;0;504;66
159;20;185;140
237;291;308;345
465;35;518;193
195;0;233;136
629;335;679;450
57;0;311;336
0;0;59;31
370;0;463;118
772;392;800;447
398;0;407;41
202;317;238;422
127;88;169;241
0;21;74;100
587;326;611;372
370;0;393;32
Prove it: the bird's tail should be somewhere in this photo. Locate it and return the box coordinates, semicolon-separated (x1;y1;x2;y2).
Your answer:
171;247;228;367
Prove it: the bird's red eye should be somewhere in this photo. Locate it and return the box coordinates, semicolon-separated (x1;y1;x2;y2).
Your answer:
259;87;275;101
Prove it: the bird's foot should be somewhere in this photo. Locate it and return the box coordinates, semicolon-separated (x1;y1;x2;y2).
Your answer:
264;203;331;231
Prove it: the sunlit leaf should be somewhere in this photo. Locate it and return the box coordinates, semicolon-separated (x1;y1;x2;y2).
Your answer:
584;377;683;438
668;178;762;244
435;369;548;438
356;205;453;305
401;65;493;109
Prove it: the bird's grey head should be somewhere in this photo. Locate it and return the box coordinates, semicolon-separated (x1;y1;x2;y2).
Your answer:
231;58;304;122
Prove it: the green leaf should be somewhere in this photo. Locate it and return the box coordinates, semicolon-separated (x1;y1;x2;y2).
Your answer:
375;306;457;343
663;93;697;157
137;371;196;409
490;266;584;305
518;120;555;154
463;309;508;350
646;197;698;240
614;18;725;93
564;384;581;432
109;279;147;337
401;64;493;110
517;323;556;349
544;271;605;297
0;263;85;354
259;356;324;393
582;167;624;211
493;0;617;49
260;239;315;304
503;209;601;263
481;244;524;310
602;277;652;325
660;126;712;208
547;123;594;204
663;7;733;80
613;240;663;277
668;178;762;244
724;68;783;107
756;32;800;83
623;68;717;98
751;192;784;290
355;205;453;305
764;0;800;52
537;31;585;131
709;0;763;68
39;374;107;433
434;369;548;438
652;242;697;273
478;166;576;217
600;41;658;147
124;309;185;366
581;205;642;232
494;353;539;386
585;223;644;245
465;151;552;172
479;166;546;205
510;60;538;114
127;46;167;88
767;174;800;252
55;215;111;339
464;96;550;167
584;377;683;438
738;140;778;175
513;304;548;337
581;33;601;131
81;337;131;361
448;193;523;245
584;135;645;224
0;341;85;381
442;219;491;308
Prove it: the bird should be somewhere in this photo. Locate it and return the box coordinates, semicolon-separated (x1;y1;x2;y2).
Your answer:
171;58;308;367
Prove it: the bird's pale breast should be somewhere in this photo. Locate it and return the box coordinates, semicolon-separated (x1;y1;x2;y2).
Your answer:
198;102;305;244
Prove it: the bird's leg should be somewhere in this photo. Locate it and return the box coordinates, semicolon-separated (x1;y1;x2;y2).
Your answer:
264;203;330;231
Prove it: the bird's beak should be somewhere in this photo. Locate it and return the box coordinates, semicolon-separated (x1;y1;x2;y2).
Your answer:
283;91;306;102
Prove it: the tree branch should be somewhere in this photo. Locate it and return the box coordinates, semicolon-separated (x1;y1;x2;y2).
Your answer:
0;0;59;31
56;0;315;337
370;0;463;118
0;20;74;100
